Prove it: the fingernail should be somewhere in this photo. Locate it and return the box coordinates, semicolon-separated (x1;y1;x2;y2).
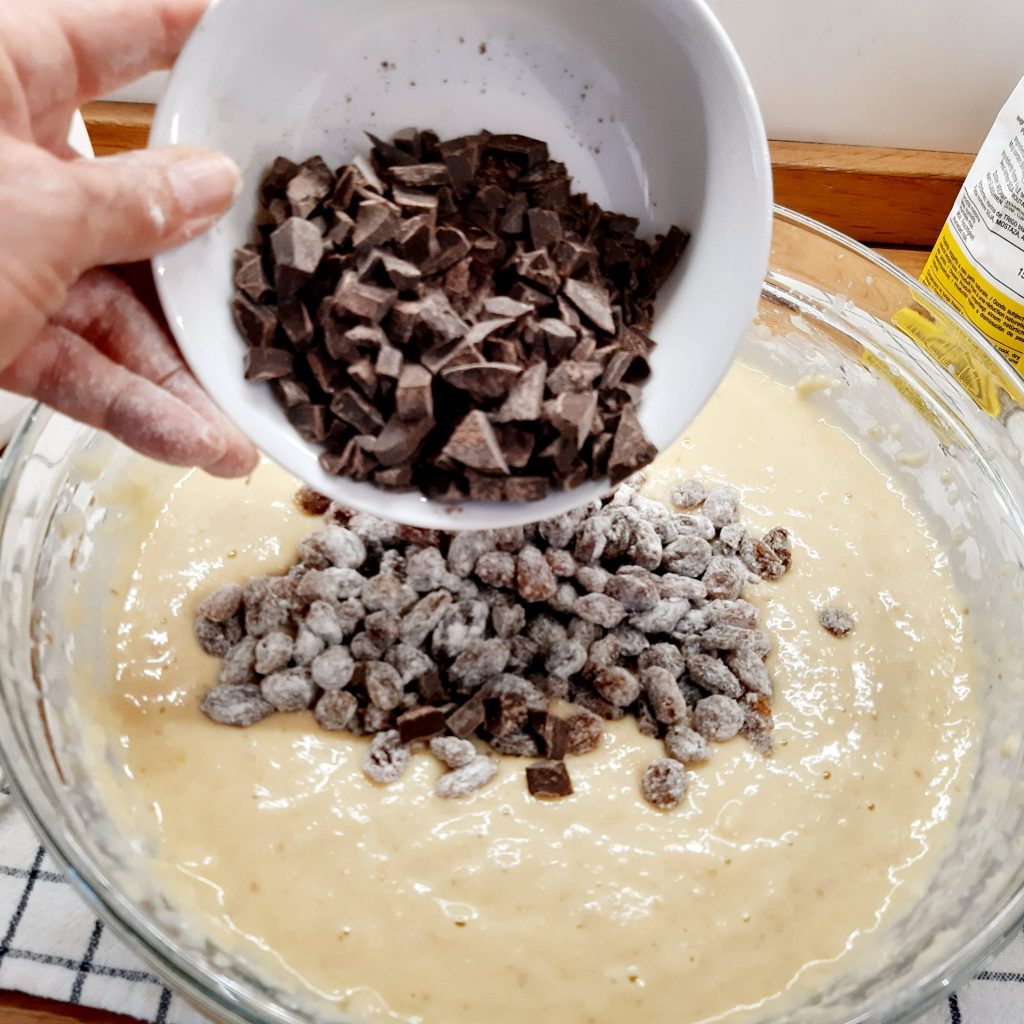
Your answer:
167;151;242;220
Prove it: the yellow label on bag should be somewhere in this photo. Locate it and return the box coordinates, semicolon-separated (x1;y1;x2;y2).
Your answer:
921;225;1024;369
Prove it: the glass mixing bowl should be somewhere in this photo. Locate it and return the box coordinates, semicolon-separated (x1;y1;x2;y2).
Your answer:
2;207;1024;1024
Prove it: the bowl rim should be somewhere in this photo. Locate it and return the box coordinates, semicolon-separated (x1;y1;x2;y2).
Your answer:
2;206;1023;1024
148;0;773;531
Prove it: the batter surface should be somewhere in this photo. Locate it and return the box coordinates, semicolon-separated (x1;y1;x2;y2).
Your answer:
81;362;975;1023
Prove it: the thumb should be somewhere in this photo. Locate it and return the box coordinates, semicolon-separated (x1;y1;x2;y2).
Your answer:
68;146;242;268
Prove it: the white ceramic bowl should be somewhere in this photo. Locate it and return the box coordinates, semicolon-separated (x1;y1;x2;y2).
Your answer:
152;0;771;529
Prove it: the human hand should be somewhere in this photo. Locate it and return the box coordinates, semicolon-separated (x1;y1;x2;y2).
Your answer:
0;0;257;476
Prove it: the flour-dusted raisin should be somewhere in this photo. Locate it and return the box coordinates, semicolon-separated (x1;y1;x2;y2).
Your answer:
532;674;570;701
351;630;385;662
565;707;603;754
549;581;580;616
656;574;707;601
673;606;710;637
574;592;627;628
218;636;258;685
198;583;243;623
516;545;558;603
526;613;568;653
492;526;530;552
475;550;516;588
593;666;641;707
718;522;746;556
490;732;540;757
742;630;773;660
405;547;450;592
314;689;358;730
435;755;498;798
261;667;316;711
627;519;663;571
447;532;495;577
304;599;344;645
702;556;747;601
662;535;713;578
453;577;482;601
703;485;739;529
725;647;772;697
449;638;511;688
567;617;602;649
638;642;686;679
363;704;396;733
386;643;437;686
200;684;274;727
538;507;588;549
630;599;691;635
401;590;454;646
293;626;326;666
706;599;759;630
545;639;588;680
610;625;649;657
694;694;744;741
820;606;855;637
430;735;477;769
366;661;404;709
490;597;527;639
669;479;706;510
243;576;292;637
361;573;417;615
686;653;743;698
378;549;406;577
194;615;240;657
431;599;489;658
584;634;621;675
506;634;539;672
574;515;611;564
664;724;711;764
311;646;355;689
255;630;295;675
605;571;659;612
363;729;410;783
348;512;399;552
575;564;611;593
544;549;577;579
642;666;690;725
483;674;540;735
299;526;367;570
763;526;793;572
740;537;787;581
641;759;688;808
364;609;400;650
671;512;716;541
575;689;626;720
294;485;331;516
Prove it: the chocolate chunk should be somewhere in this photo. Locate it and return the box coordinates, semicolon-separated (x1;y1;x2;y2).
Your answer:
535;318;578;359
438;135;483;188
446;692;486;738
534;712;569;760
330;388;386;434
483;295;533;320
396;364;434;421
514;248;560;293
525;759;573;798
388;163;451;187
503;476;550;502
333;272;397;323
464;317;515;347
547;391;598;450
442;361;522;401
397;706;447;743
287;403;329;442
271;217;323;275
546;361;603;395
375;346;404;381
394;214;435;264
608;404;657;484
273;377;310;408
379;253;422;290
492;362;546;423
563;278;615;333
352;199;400;250
417;288;468;343
527;208;563;249
232;296;278;347
486;134;548;170
443;411;510;475
234;255;271;302
392;186;439;213
279;300;314;348
244;347;293;381
373;414;435;466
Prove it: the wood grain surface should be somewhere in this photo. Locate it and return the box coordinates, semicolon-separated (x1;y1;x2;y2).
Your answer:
0;106;934;1024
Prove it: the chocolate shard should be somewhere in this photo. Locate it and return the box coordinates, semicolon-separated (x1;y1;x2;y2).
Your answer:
499;194;529;235
320;436;376;478
525;759;573;797
507;281;551;309
234;256;271;302
330;388;386;435
443;411;510;475
502;476;550;502
483;296;533;320
272;377;310;408
232;296;278;347
616;324;654;355
486;134;549;170
417;288;468;343
305;349;338;392
443;257;473;298
494;424;535;468
424;225;471;275
602;349;649;389
388;163;452;188
347;358;378;398
287;403;330;442
366;131;420;169
397;706;447;744
547;391;599;450
546;361;603;395
271;217;323;275
535;317;577;359
285;156;333;217
352;198;401;250
244;347;293;381
462;318;514;348
394;213;436;265
333;271;397;323
442;362;522;401
279;300;314;348
527;208;563;250
532;712;569;760
326;210;355;247
465;471;504;501
552;238;598;277
374;465;414;490
446;692;486;738
514;248;560;293
260;155;299;202
377;252;421;290
644;224;690;296
372;413;435;467
485;337;523;366
392;186;439;214
396;364;434;421
492;362;546;423
563;277;615;334
420;338;482;375
437;135;483;188
375;345;404;381
608;403;658;484
391;127;423;157
417;670;447;704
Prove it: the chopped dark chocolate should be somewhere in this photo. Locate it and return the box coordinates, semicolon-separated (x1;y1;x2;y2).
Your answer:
397;706;447;743
443;411;510;474
525;759;573;798
244;347;294;381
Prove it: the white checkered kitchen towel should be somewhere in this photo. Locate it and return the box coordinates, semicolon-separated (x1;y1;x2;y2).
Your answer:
0;774;1018;1024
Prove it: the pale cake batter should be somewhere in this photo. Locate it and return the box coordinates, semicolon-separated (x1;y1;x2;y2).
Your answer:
80;362;976;1023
